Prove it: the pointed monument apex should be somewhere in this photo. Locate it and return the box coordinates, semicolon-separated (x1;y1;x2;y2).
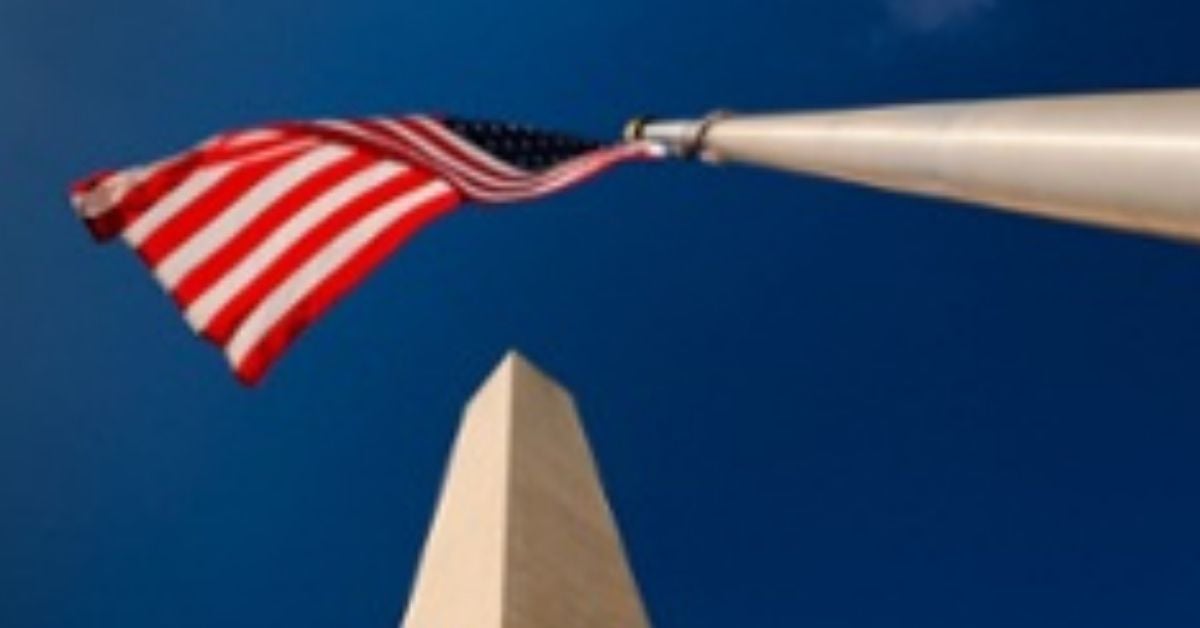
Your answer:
402;350;651;627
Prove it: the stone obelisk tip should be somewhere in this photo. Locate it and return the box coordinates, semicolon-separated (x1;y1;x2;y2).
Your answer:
402;350;650;628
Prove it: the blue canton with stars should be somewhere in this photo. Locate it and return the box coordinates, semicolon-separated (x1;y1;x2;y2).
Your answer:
442;118;603;172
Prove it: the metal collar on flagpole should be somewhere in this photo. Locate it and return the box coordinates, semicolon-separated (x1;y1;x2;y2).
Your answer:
625;111;731;161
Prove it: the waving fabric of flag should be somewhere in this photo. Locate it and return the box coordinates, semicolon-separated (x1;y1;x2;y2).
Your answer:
71;116;664;384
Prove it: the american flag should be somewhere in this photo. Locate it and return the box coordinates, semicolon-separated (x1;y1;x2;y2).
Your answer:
71;115;664;384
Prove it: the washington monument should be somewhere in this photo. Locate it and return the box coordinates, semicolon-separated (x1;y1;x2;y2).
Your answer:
401;352;651;627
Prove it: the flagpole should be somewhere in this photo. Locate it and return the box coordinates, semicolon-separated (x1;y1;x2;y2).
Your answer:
628;90;1200;243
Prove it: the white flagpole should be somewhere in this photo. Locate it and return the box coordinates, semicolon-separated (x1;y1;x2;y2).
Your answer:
628;90;1200;243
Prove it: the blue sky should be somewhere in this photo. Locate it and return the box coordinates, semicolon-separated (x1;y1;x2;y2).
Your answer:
4;1;1200;626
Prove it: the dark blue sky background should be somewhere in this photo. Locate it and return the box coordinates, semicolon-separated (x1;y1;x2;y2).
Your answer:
4;1;1200;626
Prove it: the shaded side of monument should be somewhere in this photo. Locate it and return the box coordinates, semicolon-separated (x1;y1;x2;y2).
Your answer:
401;351;651;627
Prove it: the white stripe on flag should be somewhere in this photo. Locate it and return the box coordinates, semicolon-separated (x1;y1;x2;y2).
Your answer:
223;129;287;148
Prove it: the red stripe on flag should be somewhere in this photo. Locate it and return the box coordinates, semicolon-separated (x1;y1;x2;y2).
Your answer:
202;133;303;165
